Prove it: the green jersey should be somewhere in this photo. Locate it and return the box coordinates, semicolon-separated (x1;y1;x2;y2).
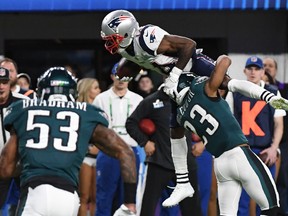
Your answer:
177;76;248;157
4;99;108;187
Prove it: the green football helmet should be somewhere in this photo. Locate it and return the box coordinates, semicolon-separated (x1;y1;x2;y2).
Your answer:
37;67;77;101
176;72;198;105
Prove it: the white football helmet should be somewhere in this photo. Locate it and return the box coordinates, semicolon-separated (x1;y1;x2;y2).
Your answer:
101;10;139;54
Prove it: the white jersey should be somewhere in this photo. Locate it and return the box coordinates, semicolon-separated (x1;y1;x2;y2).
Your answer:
118;25;193;75
93;88;143;147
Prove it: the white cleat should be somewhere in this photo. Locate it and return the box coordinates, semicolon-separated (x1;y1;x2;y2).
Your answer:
113;204;136;216
162;183;195;207
269;97;288;111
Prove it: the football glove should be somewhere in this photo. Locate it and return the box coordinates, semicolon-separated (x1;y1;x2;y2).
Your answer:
115;75;133;82
163;67;182;101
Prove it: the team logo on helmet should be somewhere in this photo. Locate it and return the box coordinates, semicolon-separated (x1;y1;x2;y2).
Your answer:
108;16;130;30
50;80;69;86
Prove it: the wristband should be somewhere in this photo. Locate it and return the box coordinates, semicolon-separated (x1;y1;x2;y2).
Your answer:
124;183;137;203
171;66;182;77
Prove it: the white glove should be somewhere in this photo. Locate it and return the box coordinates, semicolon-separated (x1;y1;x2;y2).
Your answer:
115;75;133;82
163;67;182;101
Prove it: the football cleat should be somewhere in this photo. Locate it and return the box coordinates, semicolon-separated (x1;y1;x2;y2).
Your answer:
269;96;288;111
162;183;195;207
113;204;136;216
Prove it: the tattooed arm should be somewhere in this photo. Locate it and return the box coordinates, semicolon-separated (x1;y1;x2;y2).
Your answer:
90;124;136;183
90;124;137;210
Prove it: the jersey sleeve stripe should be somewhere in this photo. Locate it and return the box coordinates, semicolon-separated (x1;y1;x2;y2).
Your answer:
139;25;155;56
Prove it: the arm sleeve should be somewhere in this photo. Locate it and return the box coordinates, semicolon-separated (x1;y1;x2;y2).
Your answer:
225;91;234;114
140;25;169;56
227;79;276;103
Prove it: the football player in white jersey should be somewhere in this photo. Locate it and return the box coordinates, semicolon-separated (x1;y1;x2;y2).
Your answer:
101;10;288;209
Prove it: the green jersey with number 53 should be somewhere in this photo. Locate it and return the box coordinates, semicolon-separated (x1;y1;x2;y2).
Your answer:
177;76;248;158
4;99;108;187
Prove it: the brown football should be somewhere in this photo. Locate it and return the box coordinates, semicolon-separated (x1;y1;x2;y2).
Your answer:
116;58;141;80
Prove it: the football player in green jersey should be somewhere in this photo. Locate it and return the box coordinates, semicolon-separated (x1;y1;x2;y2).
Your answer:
164;55;280;215
0;67;137;216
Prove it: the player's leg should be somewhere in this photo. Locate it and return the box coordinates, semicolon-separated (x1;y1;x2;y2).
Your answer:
180;158;203;216
20;184;79;216
239;147;279;216
162;100;194;207
191;49;215;77
214;153;242;215
162;131;194;207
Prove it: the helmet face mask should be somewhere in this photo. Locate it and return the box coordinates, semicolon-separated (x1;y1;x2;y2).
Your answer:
101;10;139;54
37;67;78;101
102;34;124;55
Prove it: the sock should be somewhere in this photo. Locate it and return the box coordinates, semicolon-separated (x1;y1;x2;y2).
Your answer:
171;137;189;184
227;79;276;103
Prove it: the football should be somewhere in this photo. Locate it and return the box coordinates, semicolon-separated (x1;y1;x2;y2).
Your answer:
115;58;141;81
139;118;156;136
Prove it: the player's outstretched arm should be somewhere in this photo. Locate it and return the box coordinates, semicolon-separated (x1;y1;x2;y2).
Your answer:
227;79;288;110
0;131;18;179
90;124;137;184
206;55;231;97
161;35;196;100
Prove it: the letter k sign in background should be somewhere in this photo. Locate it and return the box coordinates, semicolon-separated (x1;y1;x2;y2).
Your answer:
241;101;266;136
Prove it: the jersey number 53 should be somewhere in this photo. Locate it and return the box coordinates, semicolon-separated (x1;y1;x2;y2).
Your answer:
26;110;79;152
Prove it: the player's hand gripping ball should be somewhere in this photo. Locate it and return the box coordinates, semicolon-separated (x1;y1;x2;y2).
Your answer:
139;118;156;136
112;58;141;82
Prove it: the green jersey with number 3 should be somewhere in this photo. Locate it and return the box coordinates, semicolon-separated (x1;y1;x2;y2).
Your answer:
4;99;108;187
177;76;248;157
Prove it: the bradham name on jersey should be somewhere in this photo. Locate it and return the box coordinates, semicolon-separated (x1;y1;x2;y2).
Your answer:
22;99;87;111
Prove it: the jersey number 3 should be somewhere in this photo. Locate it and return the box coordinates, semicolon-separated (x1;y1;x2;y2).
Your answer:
26;110;79;152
